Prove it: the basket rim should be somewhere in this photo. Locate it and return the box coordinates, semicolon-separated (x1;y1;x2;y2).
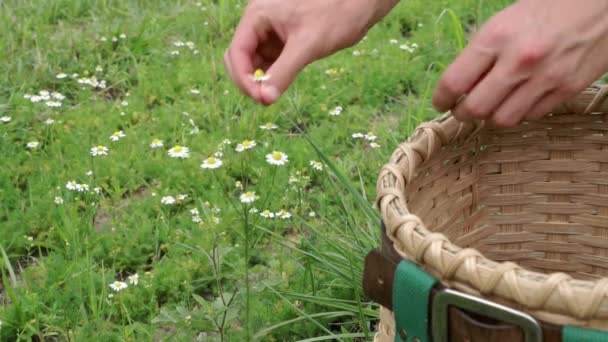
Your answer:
376;84;608;328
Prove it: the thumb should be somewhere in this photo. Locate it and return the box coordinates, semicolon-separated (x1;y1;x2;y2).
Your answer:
260;38;314;105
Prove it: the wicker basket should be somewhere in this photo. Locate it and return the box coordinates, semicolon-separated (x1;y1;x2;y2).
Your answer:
373;84;608;341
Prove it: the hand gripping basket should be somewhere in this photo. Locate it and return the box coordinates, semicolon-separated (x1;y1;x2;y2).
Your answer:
363;84;608;342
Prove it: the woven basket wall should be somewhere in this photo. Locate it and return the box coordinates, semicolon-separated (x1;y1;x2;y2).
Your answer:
375;85;608;341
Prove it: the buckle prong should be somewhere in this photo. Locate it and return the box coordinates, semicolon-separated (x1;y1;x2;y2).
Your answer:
431;288;543;342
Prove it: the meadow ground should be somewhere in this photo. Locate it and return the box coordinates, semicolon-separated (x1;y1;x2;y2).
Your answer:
0;0;510;340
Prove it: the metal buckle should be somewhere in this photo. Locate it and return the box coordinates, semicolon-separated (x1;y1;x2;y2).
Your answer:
431;288;543;342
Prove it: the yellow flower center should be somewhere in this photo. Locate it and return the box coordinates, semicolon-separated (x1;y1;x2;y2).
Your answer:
113;131;120;136
367;132;374;136
96;146;104;151
262;210;271;215
272;152;283;160
265;122;274;128
152;138;160;143
206;157;216;164
244;191;253;198
242;140;252;147
254;69;265;78
173;146;183;152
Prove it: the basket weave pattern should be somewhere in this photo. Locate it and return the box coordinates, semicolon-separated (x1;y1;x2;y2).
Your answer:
375;85;608;338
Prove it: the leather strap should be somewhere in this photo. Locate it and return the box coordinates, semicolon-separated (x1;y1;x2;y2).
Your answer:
393;260;437;342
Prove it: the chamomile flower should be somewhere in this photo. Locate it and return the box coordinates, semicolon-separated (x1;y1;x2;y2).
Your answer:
0;116;11;123
329;106;343;116
93;187;102;194
308;211;316;217
211;216;221;224
235;181;243;190
389;39;398;44
177;194;188;201
310;161;323;171
45;101;62;107
26;141;39;149
75;183;89;192
276;209;292;219
190;208;200;215
95;65;104;73
170;50;180;56
239;191;257;204
44;118;55;125
150;138;164;148
370;142;381;148
260;210;275;218
109;281;128;292
54;196;64;204
190;89;200;94
66;180;77;190
86;170;93;176
91;145;109;156
120;101;128;107
266;151;289;166
192;215;202;223
110;130;126;141
128;274;139;285
161;196;176;205
260;122;278;130
235;140;256;152
56;73;68;79
119;33;127;39
168;145;190;158
251;68;270;82
200;156;223;169
364;132;377;141
352;132;364;139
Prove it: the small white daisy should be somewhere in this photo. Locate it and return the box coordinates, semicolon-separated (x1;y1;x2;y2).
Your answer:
54;196;64;204
260;210;275;218
248;207;259;214
177;194;188;201
56;73;68;79
190;89;200;94
211;216;221;224
119;33;127;39
260;122;278;130
370;142;381;148
66;180;77;190
109;281;128;292
235;181;243;190
51;92;65;100
0;116;12;123
112;36;118;42
200;156;223;169
95;65;104;73
45;101;62;107
44;118;55;125
276;209;292;219
160;196;176;205
128;274;139;285
364;132;377;141
308;211;316;217
93;187;102;194
120;101;128;107
26;141;39;149
352;132;364;139
235;140;256;152
266;151;289;166
91;145;109;156
75;183;89;192
250;68;270;82
239;191;257;204
110;130;126;141
86;170;93;176
168;145;190;158
329;106;343;116
190;208;199;215
192;215;202;223
389;39;398;44
170;50;180;56
150;138;164;148
310;161;323;171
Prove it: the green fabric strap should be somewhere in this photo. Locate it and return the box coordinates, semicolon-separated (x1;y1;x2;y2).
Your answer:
563;325;608;342
393;260;437;342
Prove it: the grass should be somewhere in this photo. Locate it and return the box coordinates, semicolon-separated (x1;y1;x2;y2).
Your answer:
0;0;511;340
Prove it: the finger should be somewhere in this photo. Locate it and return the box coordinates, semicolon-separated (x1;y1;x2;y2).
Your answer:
524;88;567;121
259;37;315;105
227;13;263;101
433;42;496;113
451;65;523;121
490;82;550;127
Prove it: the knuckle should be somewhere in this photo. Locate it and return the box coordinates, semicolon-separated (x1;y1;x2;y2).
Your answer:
513;43;548;70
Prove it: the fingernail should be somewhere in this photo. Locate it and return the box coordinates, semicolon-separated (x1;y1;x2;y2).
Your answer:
261;84;280;103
